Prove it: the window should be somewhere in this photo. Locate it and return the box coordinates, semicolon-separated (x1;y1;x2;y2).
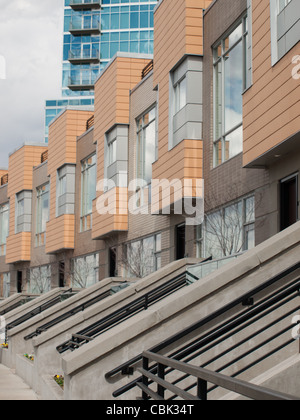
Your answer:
278;0;292;13
195;225;203;259
29;265;51;294
204;196;255;259
0;203;9;256
213;16;249;166
56;165;75;216
124;233;162;278
271;0;299;64
108;139;117;167
58;173;67;197
36;184;49;247
174;77;187;114
1;273;10;298
136;106;156;186
71;253;99;289
81;154;96;232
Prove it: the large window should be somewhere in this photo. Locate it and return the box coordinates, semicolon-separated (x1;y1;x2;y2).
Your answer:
204;196;255;259
81;154;96;232
174;76;187;115
1;273;10;298
213;16;249;166
0;203;9;256
28;265;51;294
136;106;157;186
71;253;99;289
124;233;162;278
36;184;49;247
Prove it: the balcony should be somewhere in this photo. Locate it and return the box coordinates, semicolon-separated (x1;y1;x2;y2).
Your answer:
69;20;101;36
68;71;99;91
69;0;101;10
68;49;100;65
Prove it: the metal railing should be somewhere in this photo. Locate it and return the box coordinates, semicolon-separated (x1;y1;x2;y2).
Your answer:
110;261;300;398
139;351;299;401
5;289;72;343
56;273;189;354
68;49;100;62
24;289;111;341
141;60;154;80
70;0;101;8
0;297;34;317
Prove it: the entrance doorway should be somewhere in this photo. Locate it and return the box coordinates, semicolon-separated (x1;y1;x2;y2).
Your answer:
280;174;298;231
109;248;117;278
176;224;186;260
59;261;65;288
17;271;23;293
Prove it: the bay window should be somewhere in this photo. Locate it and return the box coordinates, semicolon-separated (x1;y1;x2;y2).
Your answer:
81;154;96;232
0;203;9;256
36;184;49;247
213;16;249;166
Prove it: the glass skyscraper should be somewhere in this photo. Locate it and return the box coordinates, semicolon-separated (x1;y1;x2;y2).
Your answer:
44;0;157;142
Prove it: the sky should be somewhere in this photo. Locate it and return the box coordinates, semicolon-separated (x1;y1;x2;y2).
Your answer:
0;0;64;168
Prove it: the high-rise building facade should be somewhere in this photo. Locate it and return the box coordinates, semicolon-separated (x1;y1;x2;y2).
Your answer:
44;0;157;142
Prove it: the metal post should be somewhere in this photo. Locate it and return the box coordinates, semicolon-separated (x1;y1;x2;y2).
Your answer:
142;356;149;400
197;379;208;401
157;363;166;399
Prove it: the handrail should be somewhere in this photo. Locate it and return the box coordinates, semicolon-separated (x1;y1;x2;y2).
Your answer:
56;273;188;354
111;261;300;397
5;289;72;342
139;351;299;401
24;289;111;341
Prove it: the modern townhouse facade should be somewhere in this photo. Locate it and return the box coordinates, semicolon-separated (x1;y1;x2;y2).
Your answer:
0;0;299;300
44;0;158;142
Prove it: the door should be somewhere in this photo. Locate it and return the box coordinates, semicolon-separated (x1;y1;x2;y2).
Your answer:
59;261;65;288
280;174;298;231
17;271;22;293
82;43;91;59
176;224;186;260
109;248;117;278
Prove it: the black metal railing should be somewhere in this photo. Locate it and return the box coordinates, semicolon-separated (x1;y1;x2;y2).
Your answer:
141;60;154;80
0;297;34;317
5;289;72;343
24;289;111;341
110;261;300;398
139;351;299;401
56;273;189;354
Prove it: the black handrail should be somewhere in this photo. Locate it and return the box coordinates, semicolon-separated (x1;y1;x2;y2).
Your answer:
5;289;72;342
24;289;111;341
111;261;300;397
139;351;299;401
0;297;33;316
56;273;188;354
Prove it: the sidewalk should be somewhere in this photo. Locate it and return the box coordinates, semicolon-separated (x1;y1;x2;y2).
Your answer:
0;364;39;400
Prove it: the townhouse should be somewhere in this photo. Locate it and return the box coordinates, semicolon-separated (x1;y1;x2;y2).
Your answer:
0;0;299;300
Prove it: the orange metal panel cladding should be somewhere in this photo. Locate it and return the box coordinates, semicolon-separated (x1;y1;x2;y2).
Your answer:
243;0;300;167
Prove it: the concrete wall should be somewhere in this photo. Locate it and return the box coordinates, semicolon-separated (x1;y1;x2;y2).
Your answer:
60;221;300;400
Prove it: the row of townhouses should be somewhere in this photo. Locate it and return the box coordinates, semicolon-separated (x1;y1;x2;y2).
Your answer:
0;0;299;300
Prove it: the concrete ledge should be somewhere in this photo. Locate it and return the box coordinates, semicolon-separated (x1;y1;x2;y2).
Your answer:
62;222;300;379
40;375;64;401
16;354;34;390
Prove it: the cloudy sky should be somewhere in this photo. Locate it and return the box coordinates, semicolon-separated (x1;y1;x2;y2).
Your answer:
0;0;64;168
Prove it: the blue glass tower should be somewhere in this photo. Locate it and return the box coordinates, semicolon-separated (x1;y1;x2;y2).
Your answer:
44;0;157;142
